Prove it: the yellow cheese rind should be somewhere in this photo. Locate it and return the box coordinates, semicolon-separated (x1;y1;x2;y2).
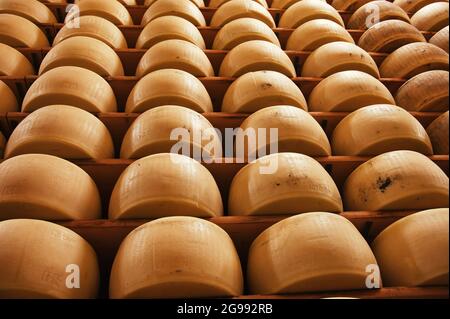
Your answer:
344;150;449;211
286;19;354;51
0;43;35;76
0;219;99;299
0;80;18;113
0;13;49;48
248;212;378;294
5;105;115;159
109;217;243;298
145;0;204;6
271;0;326;9
228;153;343;216
427;111;449;154
109;154;223;219
301;42;380;78
0;132;4;158
120;105;221;159
0;154;102;220
38;36;125;77
22;66;117;113
308;70;395;112
411;2;449;31
430;26;449;53
347;1;411;30
210;0;267;8
135;39;214;77
0;0;57;24
219;40;296;78
212;17;280;50
372;208;449;287
126;69;213;113
395;70;449;112
222;71;307;113
331;0;372;10
331;104;434;156
394;0;448;13
379;42;449;79
136;16;205;49
66;0;134;25
141;0;206;27
210;0;276;28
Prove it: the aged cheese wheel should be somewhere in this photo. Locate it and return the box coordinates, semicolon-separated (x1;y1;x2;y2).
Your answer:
0;14;49;48
0;132;4;158
212;18;280;50
0;154;102;220
222;71;307;113
126;69;213;113
271;0;326;9
427;111;449;154
301;42;380;78
219;40;296;78
0;0;57;24
286;19;354;51
358;20;426;53
344;150;449;211
347;1;411;30
66;0;134;26
38;36;124;77
395;70;449;111
145;0;204;6
38;0;67;3
54;16;128;49
22;66;117;113
411;2;449;31
239;105;331;158
372;208;449;287
136;16;205;49
394;0;448;13
109;217;243;298
308;71;395;111
5;105;114;159
278;0;345;29
228;153;343;216
141;0;206;27
210;0;276;28
109;154;223;219
135;39;214;77
332;104;433;156
247;212;378;294
430;26;449;53
0;80;18;113
0;44;35;76
0;219;99;299
210;0;267;8
120;105;221;159
379;42;449;79
331;0;372;10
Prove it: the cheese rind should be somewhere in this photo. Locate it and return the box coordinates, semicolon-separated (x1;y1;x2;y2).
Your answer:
145;0;204;6
411;2;449;32
210;0;276;28
394;0;448;13
0;13;49;48
347;1;411;30
0;43;35;76
66;0;134;25
427;111;449;155
271;0;326;9
430;26;449;53
331;0;372;10
0;80;18;113
141;0;206;27
0;0;57;24
212;0;268;8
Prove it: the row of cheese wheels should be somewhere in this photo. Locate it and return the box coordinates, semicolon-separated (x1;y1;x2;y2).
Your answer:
0;209;447;298
0;151;448;220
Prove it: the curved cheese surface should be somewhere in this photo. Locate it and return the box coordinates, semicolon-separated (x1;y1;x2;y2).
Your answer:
394;0;448;13
0;43;35;76
66;0;134;25
331;0;372;10
430;26;449;53
347;1;411;30
210;0;276;28
141;0;206;27
411;2;449;31
0;0;57;24
0;13;49;48
427;111;449;155
0;80;18;113
210;0;267;8
272;0;326;9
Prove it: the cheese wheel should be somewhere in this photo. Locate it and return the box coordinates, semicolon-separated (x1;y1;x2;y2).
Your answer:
212;18;280;50
0;219;99;299
38;36;124;77
395;70;449;112
331;104;433;156
135;39;214;77
278;0;345;29
0;132;4;158
0;14;49;48
372;208;449;287
427;111;449;154
126;69;213;113
430;26;449;53
308;71;395;111
301;42;380;78
411;2;449;31
271;0;326;9
74;0;137;6
39;0;67;3
344;150;449;211
54;16;128;49
331;0;372;10
240;105;331;158
120;105;221;159
0;154;102;220
210;0;276;28
347;1;411;30
141;0;206;27
109;217;243;298
358;20;426;53
379;42;449;79
136;16;205;49
0;80;18;113
0;43;35;76
145;0;204;6
0;0;56;24
219;40;296;78
247;212;378;294
228;153;343;216
22;66;117;113
109;153;223;219
210;0;268;8
222;71;307;113
394;0;448;13
286;19;354;51
66;0;134;26
5;105;114;159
